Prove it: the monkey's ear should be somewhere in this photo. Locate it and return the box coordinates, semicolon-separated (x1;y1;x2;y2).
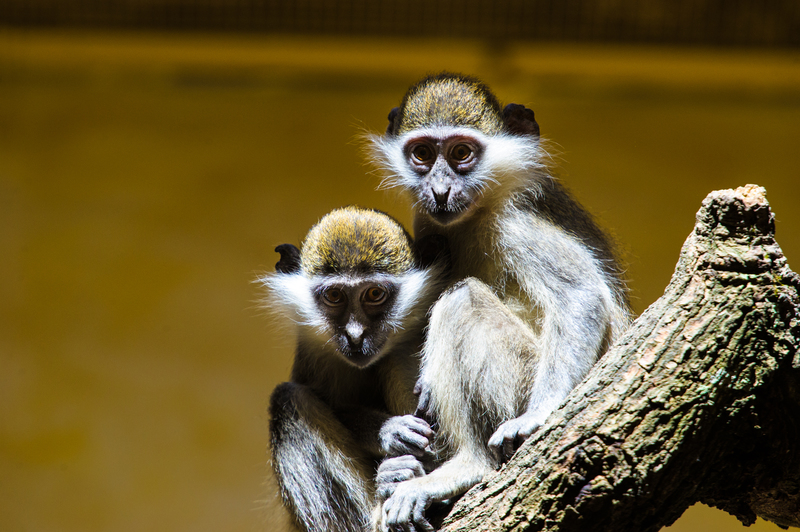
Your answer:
275;244;301;274
502;103;540;138
415;234;450;270
386;107;400;136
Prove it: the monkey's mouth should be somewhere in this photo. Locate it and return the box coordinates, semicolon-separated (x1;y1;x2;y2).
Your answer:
346;351;376;367
423;191;476;225
336;337;385;368
427;202;473;226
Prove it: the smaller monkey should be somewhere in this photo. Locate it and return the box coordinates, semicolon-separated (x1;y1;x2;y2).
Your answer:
260;206;447;532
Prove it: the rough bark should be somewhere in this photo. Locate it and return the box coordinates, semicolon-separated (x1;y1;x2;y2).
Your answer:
441;185;800;532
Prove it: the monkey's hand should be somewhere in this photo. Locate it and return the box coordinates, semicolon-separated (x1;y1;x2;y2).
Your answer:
379;415;433;458
382;479;435;532
487;411;547;464
375;455;426;501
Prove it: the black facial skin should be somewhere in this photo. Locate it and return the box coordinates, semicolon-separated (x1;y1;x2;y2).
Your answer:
315;281;398;367
404;136;484;225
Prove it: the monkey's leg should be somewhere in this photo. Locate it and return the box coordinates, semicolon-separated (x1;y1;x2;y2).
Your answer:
491;207;623;458
270;382;375;532
381;278;537;531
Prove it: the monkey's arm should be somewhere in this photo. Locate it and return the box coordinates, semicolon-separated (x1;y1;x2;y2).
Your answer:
488;208;623;459
270;382;376;532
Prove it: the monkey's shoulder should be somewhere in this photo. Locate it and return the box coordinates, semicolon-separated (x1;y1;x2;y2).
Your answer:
509;182;620;265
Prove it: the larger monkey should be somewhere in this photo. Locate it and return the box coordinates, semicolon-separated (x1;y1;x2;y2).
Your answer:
369;73;631;530
261;207;445;532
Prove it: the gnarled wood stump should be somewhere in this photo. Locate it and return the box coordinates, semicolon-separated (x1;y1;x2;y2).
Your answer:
441;185;800;531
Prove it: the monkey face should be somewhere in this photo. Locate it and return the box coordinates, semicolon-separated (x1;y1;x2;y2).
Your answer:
400;128;490;226
314;278;399;368
371;80;545;228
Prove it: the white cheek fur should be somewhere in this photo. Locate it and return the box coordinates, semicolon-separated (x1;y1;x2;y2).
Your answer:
257;272;328;334
383;269;434;330
257;267;443;349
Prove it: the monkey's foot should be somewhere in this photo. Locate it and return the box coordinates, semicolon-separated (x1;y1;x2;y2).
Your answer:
382;481;435;532
376;455;426;501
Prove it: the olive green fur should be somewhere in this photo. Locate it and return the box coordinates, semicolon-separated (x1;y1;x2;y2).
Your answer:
394;73;505;136
300;206;415;276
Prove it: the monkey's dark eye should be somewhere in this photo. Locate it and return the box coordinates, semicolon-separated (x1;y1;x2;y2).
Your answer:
363;286;387;305
410;144;434;164
450;144;473;162
322;288;346;306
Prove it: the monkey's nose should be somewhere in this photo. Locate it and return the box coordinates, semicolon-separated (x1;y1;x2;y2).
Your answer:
345;321;365;344
433;187;451;208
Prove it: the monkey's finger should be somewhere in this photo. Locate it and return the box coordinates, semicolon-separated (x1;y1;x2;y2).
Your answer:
385;496;414;532
503;436;516;463
377;464;424;481
397;432;431;456
398;498;416;529
517;419;539;441
377;483;397;500
376;468;415;485
383;501;398;530
412;500;435;532
378;455;424;475
404;415;433;436
399;522;414;532
413;382;432;413
378;454;419;471
386;442;423;458
381;416;432;457
387;520;406;532
397;425;431;444
487;435;503;464
383;495;401;525
515;431;531;452
413;408;438;431
487;429;513;463
376;462;425;485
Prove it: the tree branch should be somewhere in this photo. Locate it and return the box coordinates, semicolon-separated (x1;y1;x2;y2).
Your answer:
441;184;800;531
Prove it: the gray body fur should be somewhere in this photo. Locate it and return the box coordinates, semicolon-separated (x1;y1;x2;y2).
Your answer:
370;74;631;530
261;208;444;532
269;332;421;531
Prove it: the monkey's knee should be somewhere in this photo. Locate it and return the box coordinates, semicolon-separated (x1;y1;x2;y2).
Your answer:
269;382;301;415
269;382;337;425
445;276;492;301
428;277;493;329
269;382;310;443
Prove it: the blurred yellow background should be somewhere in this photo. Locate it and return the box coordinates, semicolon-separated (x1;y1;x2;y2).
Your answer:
1;29;798;531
